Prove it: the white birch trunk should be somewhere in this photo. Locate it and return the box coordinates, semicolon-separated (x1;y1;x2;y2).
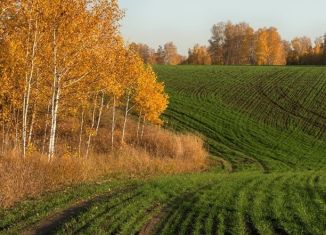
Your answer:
48;85;60;160
28;104;36;147
86;94;98;158
95;92;105;135
22;19;38;158
22;14;31;158
78;109;84;157
121;92;130;144
42;102;51;155
48;29;60;161
141;116;146;140
14;109;19;150
111;96;116;150
136;111;142;141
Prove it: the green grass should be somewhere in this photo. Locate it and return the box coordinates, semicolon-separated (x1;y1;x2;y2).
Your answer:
1;65;326;234
0;178;137;234
158;65;326;172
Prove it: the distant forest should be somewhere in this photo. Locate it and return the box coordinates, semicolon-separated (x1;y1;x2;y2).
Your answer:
130;21;326;66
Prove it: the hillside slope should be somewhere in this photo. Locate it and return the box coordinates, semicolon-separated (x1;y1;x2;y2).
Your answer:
156;65;326;172
1;66;325;235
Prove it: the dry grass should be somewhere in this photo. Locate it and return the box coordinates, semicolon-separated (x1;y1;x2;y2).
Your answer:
0;125;208;208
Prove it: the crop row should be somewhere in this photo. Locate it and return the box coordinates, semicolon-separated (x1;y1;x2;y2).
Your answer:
3;171;323;235
156;66;326;171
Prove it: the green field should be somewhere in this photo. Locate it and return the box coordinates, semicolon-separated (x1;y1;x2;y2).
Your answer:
159;66;326;172
1;66;326;234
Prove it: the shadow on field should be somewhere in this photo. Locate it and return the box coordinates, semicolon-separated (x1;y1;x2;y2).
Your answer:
139;184;214;235
22;185;138;235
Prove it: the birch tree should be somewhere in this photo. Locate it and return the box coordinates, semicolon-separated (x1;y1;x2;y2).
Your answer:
42;0;122;159
0;0;169;158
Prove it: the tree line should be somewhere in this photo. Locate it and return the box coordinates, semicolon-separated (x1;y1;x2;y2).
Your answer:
129;42;185;65
0;0;168;160
131;21;326;66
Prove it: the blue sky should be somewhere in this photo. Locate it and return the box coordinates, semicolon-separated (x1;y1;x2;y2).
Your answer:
119;0;326;55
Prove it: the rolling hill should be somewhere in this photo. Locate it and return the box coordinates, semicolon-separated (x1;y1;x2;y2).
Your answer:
1;65;325;235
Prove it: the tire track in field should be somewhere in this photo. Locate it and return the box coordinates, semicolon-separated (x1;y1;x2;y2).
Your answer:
21;185;139;235
248;175;285;234
269;174;310;235
167;104;269;172
254;70;326;138
69;189;145;234
145;186;210;234
149;176;258;235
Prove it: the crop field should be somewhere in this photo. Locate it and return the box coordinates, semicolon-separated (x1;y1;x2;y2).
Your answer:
157;66;326;172
1;66;326;234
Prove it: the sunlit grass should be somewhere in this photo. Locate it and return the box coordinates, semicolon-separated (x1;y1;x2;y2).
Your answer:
1;65;326;234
